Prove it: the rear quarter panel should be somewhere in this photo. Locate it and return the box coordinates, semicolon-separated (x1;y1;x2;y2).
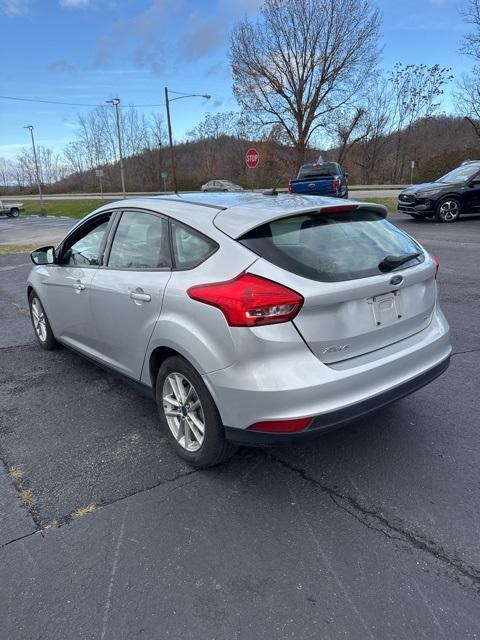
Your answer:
140;236;259;386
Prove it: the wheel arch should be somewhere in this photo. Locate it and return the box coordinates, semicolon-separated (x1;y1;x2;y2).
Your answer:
148;346;184;387
436;193;462;207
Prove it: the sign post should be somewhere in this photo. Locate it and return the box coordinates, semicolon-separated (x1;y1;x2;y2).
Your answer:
245;148;260;191
95;168;104;200
161;171;168;193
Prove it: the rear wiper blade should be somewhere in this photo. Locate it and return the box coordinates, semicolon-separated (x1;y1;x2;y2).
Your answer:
378;252;421;272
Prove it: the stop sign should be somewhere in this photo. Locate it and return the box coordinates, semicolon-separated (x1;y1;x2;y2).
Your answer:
245;148;260;169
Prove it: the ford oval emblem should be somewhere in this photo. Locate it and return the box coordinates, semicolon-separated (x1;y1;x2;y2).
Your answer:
390;275;403;286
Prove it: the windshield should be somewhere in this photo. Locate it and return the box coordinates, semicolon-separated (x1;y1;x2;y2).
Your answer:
240;210;424;283
435;165;480;184
298;163;338;179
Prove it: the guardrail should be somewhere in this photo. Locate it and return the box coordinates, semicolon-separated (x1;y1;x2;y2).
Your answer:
2;185;407;200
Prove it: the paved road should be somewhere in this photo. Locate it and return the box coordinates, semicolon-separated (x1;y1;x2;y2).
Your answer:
1;214;479;639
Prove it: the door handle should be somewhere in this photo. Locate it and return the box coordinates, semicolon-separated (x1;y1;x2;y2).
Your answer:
130;291;151;302
73;281;85;291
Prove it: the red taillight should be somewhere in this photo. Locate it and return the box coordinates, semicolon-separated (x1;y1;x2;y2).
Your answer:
321;204;358;214
187;273;303;327
288;182;292;193
432;254;440;278
248;417;312;432
332;178;340;191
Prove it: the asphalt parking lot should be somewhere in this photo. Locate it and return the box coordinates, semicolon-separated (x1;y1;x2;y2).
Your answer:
1;214;480;639
0;214;76;247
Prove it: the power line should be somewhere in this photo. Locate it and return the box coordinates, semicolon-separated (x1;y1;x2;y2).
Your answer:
0;95;167;108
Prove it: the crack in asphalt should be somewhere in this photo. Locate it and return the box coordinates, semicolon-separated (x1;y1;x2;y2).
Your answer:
0;467;200;549
2;529;40;549
451;348;480;357
0;450;258;549
269;454;480;591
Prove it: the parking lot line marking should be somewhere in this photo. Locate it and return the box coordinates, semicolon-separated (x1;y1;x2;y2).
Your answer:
286;482;375;640
100;504;129;640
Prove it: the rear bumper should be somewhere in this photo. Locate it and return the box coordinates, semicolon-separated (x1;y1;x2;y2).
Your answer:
205;307;451;439
224;356;450;445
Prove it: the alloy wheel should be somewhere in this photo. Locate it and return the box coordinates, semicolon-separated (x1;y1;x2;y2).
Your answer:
31;297;47;342
438;200;459;222
162;372;205;452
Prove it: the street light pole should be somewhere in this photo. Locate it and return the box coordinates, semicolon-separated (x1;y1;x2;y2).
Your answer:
24;125;46;216
164;87;211;194
106;98;126;199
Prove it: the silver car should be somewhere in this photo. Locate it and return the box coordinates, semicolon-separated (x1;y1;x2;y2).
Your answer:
27;194;451;467
201;179;243;192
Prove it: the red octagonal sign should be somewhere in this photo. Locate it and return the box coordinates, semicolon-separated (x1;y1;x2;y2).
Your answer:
245;148;260;169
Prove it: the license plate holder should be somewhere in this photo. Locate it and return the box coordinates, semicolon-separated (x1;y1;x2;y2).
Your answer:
369;292;401;327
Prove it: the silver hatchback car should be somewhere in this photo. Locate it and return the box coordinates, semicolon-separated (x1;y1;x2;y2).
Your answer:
27;193;451;467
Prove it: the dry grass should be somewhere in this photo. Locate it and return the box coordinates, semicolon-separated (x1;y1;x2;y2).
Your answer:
9;466;23;483
19;489;36;508
12;302;30;317
0;243;37;255
71;503;96;520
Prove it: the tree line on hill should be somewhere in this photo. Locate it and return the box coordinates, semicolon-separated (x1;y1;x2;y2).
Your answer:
1;0;480;193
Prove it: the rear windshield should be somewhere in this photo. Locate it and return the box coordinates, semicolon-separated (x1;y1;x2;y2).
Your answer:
298;163;338;179
239;210;424;282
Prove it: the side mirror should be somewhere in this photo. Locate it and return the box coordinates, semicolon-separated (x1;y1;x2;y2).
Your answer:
469;179;480;187
30;246;56;265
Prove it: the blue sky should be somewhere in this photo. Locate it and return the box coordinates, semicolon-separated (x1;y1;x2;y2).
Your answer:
0;0;474;160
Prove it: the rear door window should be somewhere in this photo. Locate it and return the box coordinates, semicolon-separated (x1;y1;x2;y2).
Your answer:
107;210;170;269
171;221;218;269
239;210;424;282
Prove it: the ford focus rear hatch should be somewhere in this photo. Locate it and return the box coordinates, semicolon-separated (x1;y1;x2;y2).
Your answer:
236;204;436;364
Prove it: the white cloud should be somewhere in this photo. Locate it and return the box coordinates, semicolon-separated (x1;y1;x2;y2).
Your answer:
59;0;89;7
0;0;29;16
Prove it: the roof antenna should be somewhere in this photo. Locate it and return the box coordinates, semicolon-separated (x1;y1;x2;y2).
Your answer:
262;187;278;196
262;175;282;196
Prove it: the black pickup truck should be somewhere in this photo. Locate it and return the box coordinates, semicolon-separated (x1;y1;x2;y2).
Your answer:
288;162;349;198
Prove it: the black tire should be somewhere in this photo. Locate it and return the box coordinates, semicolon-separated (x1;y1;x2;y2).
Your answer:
155;355;237;468
9;208;20;218
435;198;461;223
28;291;59;350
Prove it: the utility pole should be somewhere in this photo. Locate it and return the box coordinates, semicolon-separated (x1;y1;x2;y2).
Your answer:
24;125;46;216
164;87;177;194
106;98;126;198
164;87;211;194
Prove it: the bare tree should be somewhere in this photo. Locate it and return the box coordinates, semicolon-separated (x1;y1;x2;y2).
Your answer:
0;158;16;190
328;107;367;165
461;0;480;60
349;78;396;183
457;0;480;139
389;63;452;182
229;0;381;166
457;74;480;139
